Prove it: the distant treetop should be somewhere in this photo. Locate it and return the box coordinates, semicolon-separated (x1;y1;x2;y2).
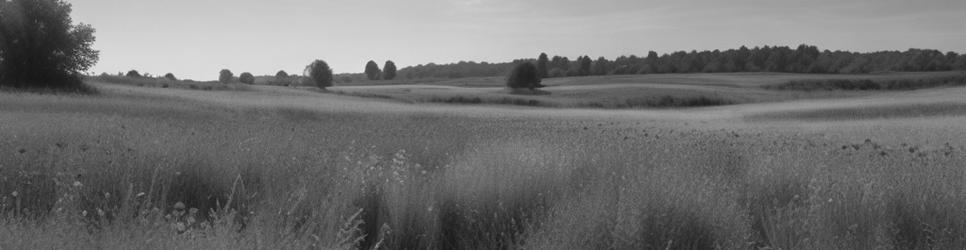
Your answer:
395;45;966;81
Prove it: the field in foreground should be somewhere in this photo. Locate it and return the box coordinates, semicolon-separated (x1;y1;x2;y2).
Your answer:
3;78;966;249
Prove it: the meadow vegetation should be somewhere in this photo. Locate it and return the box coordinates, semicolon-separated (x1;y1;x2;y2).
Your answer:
3;81;966;249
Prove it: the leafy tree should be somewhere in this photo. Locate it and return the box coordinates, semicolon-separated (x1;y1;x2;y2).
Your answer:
578;56;593;76
239;72;255;84
126;70;142;78
275;70;289;78
219;69;233;84
164;73;177;81
365;60;381;80
305;60;333;90
537;53;549;78
506;62;543;90
383;60;397;80
593;57;609;75
0;0;99;88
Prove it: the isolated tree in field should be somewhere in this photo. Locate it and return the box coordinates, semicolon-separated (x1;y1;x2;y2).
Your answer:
506;62;543;90
219;69;233;84
164;73;177;81
239;72;255;84
305;60;333;90
383;60;398;80
126;70;142;78
537;53;550;78
365;60;381;80
0;0;100;88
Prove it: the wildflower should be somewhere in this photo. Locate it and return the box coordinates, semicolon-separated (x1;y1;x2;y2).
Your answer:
72;181;83;187
10;191;17;197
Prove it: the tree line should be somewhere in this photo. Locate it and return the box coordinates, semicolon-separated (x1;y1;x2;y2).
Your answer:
396;45;966;80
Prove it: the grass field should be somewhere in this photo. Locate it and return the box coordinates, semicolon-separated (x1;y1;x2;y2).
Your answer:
327;72;966;109
3;73;966;249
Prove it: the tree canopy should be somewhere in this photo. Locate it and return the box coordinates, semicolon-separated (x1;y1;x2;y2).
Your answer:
239;72;255;84
365;60;381;80
219;69;233;84
506;62;543;90
383;60;397;80
0;0;99;89
305;60;333;89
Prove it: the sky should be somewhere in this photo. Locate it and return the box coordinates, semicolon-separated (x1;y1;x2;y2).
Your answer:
69;0;966;81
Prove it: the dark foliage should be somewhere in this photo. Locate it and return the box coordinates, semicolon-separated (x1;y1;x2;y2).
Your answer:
126;70;141;78
275;70;288;78
593;57;609;76
365;60;381;80
578;56;593;76
397;59;531;80
537;53;549;78
766;74;966;91
0;0;99;89
218;69;233;84
305;59;333;89
394;45;966;81
239;72;255;85
163;73;177;81
506;62;543;90
383;60;397;80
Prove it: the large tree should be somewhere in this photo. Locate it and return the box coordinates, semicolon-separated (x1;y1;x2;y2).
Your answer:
0;0;99;88
507;62;543;90
383;60;397;80
364;60;381;80
239;72;255;84
537;53;549;78
305;60;333;90
219;69;233;84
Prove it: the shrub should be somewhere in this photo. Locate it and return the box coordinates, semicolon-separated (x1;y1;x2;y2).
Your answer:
305;60;333;90
0;0;99;89
219;69;233;84
163;73;177;81
365;61;381;80
126;70;142;78
507;62;543;90
239;72;255;85
383;61;397;80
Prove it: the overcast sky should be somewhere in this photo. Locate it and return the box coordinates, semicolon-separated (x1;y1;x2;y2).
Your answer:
70;0;966;80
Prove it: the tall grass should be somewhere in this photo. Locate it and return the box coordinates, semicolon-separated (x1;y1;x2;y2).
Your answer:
3;93;966;249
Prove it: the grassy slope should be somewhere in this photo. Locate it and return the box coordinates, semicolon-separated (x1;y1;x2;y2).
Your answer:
2;80;966;248
325;72;966;109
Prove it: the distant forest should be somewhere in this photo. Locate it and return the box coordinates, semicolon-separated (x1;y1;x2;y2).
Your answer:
396;45;966;80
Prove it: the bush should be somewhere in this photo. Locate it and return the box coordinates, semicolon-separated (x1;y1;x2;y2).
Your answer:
239;72;255;85
305;60;333;90
0;0;99;89
163;73;177;81
126;70;142;78
506;62;543;90
219;69;233;84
